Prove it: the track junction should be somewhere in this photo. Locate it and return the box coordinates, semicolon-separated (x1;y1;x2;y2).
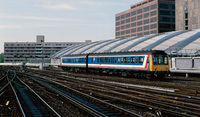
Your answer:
1;66;200;117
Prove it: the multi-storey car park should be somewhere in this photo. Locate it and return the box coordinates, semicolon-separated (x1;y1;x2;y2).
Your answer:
4;35;91;63
115;0;175;39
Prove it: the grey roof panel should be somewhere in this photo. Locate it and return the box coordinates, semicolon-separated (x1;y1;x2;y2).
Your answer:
76;40;111;54
104;36;140;52
143;30;187;50
90;38;125;53
121;34;158;52
173;32;200;52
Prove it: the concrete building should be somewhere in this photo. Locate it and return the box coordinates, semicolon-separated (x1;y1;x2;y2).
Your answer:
176;0;200;30
4;35;91;63
115;0;175;39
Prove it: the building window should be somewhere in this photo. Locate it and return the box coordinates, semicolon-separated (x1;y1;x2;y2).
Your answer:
184;6;188;11
144;25;149;30
131;17;136;21
144;19;149;24
126;30;130;34
131;11;136;16
185;20;188;26
121;20;125;25
150;4;157;10
143;6;149;12
150;23;157;29
185;1;188;5
131;34;136;36
137;27;142;32
116;22;120;26
185;13;188;19
144;13;149;18
126;24;130;28
137;9;142;14
172;18;175;22
126;18;130;23
159;23;171;28
116;27;120;31
150;30;157;34
185;27;188;30
137;21;143;26
144;31;150;35
121;25;125;30
150;11;157;16
116;16;120;21
151;17;157;23
131;28;136;33
137;33;143;36
160;17;171;22
116;32;120;36
159;4;171;9
159;10;171;15
172;5;175;9
121;31;125;35
131;22;136;27
137;15;143;20
172;11;175;16
126;13;130;18
121;15;125;19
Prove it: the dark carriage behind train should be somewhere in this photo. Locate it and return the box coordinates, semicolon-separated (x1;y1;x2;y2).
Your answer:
60;50;169;78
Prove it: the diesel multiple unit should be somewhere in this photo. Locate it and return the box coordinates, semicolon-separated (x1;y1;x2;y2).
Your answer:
60;50;169;78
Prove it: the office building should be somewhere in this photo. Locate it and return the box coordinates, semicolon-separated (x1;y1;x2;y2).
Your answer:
176;0;200;30
115;0;175;39
4;35;91;63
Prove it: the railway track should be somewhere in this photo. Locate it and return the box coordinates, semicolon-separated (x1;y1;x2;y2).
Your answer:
18;72;142;117
24;68;200;117
6;69;61;117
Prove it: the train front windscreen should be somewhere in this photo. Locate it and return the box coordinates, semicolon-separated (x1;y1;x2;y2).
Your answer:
153;55;168;65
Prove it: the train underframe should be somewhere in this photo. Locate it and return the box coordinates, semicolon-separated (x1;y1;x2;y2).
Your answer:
61;66;168;79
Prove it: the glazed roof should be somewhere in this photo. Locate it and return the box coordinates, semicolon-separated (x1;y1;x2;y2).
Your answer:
51;29;200;58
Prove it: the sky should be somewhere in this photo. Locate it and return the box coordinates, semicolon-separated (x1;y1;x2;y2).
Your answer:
0;0;143;53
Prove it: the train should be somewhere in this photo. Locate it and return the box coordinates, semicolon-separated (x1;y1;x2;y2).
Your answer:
60;50;169;78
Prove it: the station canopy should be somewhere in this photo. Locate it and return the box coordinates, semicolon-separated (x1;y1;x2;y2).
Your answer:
51;28;200;59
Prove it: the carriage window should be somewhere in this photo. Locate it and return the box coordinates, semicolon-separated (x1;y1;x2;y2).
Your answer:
117;57;120;63
135;58;138;63
139;57;144;63
131;57;135;63
108;58;111;63
158;56;164;64
124;57;127;63
128;58;131;63
153;56;168;65
97;58;99;63
100;58;103;63
153;56;158;65
105;58;108;63
115;58;117;63
79;58;81;62
121;58;124;63
91;58;93;63
164;56;168;65
111;57;114;63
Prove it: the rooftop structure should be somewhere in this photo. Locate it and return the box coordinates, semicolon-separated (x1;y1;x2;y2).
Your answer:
115;0;175;39
176;0;200;31
4;35;91;63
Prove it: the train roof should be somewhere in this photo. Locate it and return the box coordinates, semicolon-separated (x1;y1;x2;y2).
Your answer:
62;50;167;57
52;28;200;59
